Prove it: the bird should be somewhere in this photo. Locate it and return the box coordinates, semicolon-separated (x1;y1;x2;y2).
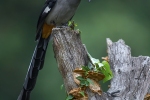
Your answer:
17;0;91;100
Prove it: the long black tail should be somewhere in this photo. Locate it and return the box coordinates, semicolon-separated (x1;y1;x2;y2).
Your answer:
17;36;50;100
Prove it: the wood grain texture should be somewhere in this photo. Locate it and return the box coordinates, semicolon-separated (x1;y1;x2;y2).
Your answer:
107;38;150;100
52;27;89;92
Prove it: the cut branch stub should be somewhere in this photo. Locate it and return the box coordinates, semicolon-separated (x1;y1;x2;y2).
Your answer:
52;27;88;93
107;38;150;100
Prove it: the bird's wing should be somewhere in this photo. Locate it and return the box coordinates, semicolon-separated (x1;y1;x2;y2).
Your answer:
36;0;56;41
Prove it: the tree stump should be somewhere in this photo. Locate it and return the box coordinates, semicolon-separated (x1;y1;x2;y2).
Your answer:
52;27;150;100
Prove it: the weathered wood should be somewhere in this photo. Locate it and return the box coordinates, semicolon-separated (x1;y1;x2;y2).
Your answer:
107;38;150;100
52;27;89;92
52;27;150;100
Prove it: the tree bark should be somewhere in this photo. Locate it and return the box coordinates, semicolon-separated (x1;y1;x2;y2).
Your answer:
52;27;150;100
107;38;150;100
52;27;89;92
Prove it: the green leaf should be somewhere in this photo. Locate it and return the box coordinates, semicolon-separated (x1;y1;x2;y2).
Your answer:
87;78;94;85
80;80;86;86
87;53;104;71
101;61;113;82
76;76;85;81
66;95;73;100
76;29;82;34
85;80;90;86
60;84;64;90
79;91;85;97
74;23;78;27
82;66;90;72
86;52;113;82
76;76;90;86
88;53;100;64
80;80;85;86
92;58;100;65
68;21;72;26
98;63;104;67
95;63;100;71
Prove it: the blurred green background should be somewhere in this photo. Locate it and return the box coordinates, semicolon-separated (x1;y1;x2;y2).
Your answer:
1;0;150;100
